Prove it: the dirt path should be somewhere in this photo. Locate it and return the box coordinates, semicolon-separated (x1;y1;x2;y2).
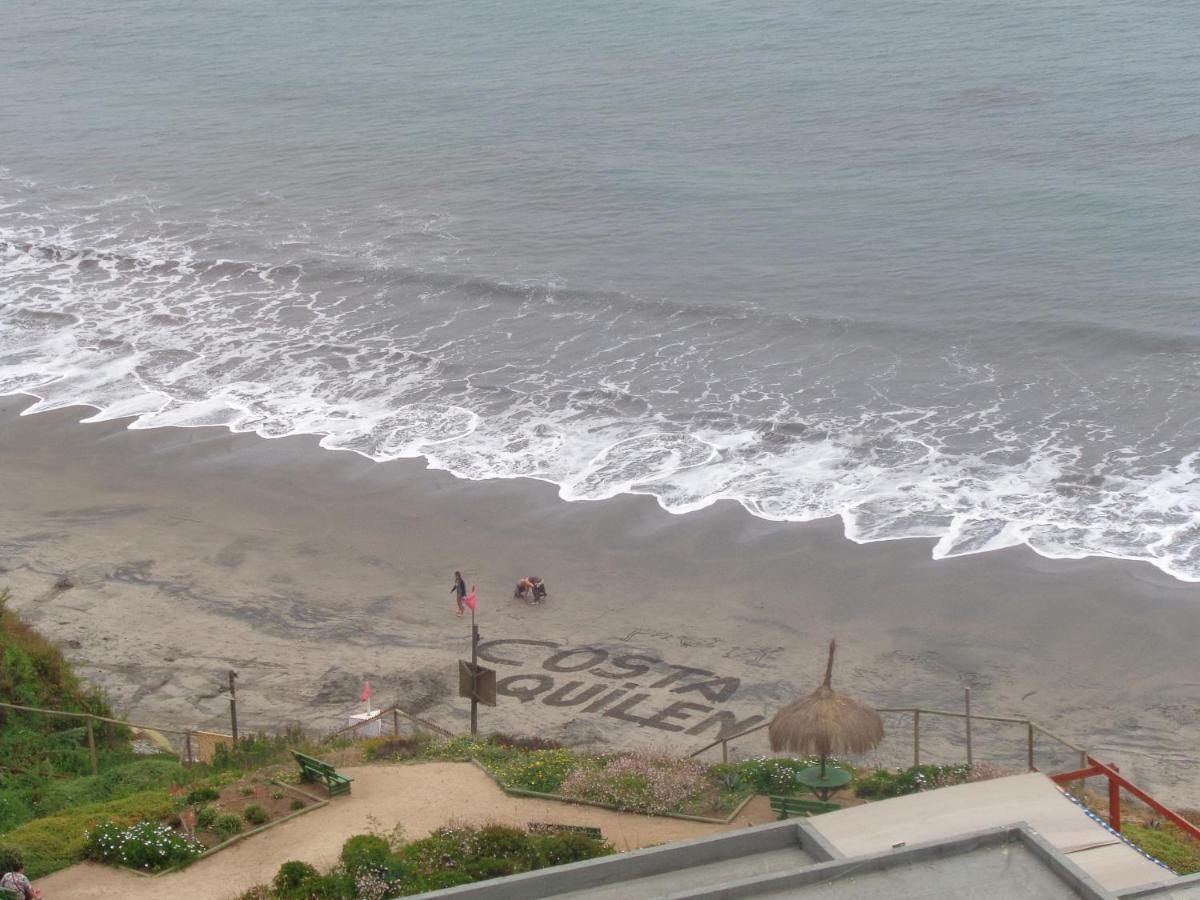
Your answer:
37;762;774;900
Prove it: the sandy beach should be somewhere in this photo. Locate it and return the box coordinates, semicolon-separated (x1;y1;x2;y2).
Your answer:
1;395;1198;804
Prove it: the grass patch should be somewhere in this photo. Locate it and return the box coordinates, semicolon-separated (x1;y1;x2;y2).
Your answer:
1;788;174;878
1122;823;1200;875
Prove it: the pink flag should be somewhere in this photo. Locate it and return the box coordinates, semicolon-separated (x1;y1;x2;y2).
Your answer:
463;588;477;612
361;681;372;703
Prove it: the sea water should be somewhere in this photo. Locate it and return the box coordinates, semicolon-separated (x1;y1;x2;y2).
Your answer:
1;0;1198;579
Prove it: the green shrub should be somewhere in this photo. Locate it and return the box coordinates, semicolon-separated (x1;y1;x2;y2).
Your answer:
85;819;204;871
0;791;34;833
185;785;220;805
487;748;582;794
854;764;971;800
464;856;515;879
213;813;243;839
194;805;218;830
238;785;255;797
396;870;474;894
211;727;309;772
256;824;611;897
399;823;610;881
530;831;613;868
471;825;532;861
299;870;356;898
708;756;830;796
242;805;269;826
411;735;493;762
289;798;306;811
362;736;421;761
340;834;390;873
0;845;23;872
97;759;188;796
272;860;319;895
487;733;564;752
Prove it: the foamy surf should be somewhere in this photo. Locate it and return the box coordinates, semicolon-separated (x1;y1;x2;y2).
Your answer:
2;181;1199;584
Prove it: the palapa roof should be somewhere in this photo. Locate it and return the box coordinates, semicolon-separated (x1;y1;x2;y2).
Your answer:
768;639;884;757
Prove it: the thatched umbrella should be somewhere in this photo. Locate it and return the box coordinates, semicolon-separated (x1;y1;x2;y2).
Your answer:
768;639;883;777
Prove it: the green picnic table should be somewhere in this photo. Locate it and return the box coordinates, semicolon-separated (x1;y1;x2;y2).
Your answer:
795;765;851;801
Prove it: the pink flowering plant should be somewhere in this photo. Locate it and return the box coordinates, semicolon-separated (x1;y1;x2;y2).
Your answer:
558;753;708;815
85;819;205;871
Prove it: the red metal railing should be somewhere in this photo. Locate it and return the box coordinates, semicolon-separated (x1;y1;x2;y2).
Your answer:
1050;755;1200;841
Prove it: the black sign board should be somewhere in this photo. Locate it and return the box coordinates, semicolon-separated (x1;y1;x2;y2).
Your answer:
459;660;497;706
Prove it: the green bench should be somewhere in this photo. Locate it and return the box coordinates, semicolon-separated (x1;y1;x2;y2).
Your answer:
527;821;603;841
292;750;353;797
769;795;840;819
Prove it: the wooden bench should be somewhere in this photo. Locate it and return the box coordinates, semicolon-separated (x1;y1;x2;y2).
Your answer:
769;795;840;819
291;750;353;797
527;821;603;841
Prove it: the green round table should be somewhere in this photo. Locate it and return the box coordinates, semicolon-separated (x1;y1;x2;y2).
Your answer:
796;765;851;801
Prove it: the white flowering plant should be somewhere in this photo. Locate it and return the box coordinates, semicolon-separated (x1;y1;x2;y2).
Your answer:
84;819;205;871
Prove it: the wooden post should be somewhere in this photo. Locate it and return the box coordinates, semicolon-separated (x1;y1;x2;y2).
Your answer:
86;717;98;776
1109;766;1122;832
721;740;728;764
964;688;973;767
393;709;399;737
185;730;193;766
470;614;479;736
1027;721;1035;771
228;670;239;741
913;710;920;767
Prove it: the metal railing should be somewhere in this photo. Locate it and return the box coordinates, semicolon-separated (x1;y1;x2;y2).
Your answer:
689;701;1089;774
328;705;454;740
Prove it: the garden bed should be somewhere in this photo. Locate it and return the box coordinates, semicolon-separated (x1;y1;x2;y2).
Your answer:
356;734;847;823
184;775;320;850
85;773;327;876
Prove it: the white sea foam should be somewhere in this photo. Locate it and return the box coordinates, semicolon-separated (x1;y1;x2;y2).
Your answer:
2;186;1199;583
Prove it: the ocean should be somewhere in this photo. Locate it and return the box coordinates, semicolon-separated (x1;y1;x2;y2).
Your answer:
2;0;1199;579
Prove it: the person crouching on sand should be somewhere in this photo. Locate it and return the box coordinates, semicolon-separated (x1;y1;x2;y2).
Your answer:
451;570;467;617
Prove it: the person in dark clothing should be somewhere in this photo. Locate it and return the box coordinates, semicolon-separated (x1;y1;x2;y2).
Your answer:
451;571;467;617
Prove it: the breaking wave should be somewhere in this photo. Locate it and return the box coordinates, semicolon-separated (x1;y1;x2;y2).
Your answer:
2;178;1199;582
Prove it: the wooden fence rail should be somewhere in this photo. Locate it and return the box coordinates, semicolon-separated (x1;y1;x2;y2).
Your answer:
1050;755;1200;840
328;705;454;740
1;698;456;774
689;704;1089;772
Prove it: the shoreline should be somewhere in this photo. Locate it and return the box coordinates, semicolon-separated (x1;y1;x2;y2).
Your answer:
1;396;1198;803
9;387;1195;590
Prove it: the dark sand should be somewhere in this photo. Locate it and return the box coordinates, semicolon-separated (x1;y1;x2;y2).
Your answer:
1;397;1197;803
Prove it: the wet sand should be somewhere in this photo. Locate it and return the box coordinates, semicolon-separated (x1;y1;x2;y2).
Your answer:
1;396;1198;803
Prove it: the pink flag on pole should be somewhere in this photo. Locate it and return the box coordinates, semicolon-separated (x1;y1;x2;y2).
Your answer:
361;681;372;703
463;588;477;612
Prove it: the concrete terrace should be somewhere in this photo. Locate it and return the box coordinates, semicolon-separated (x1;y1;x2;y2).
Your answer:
420;773;1197;900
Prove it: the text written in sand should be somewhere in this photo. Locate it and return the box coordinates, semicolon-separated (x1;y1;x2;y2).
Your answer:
477;640;765;740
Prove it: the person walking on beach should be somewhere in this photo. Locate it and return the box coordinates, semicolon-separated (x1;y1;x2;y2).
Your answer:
451;570;467;617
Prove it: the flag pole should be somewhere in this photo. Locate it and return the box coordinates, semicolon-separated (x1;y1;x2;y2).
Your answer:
470;603;479;735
